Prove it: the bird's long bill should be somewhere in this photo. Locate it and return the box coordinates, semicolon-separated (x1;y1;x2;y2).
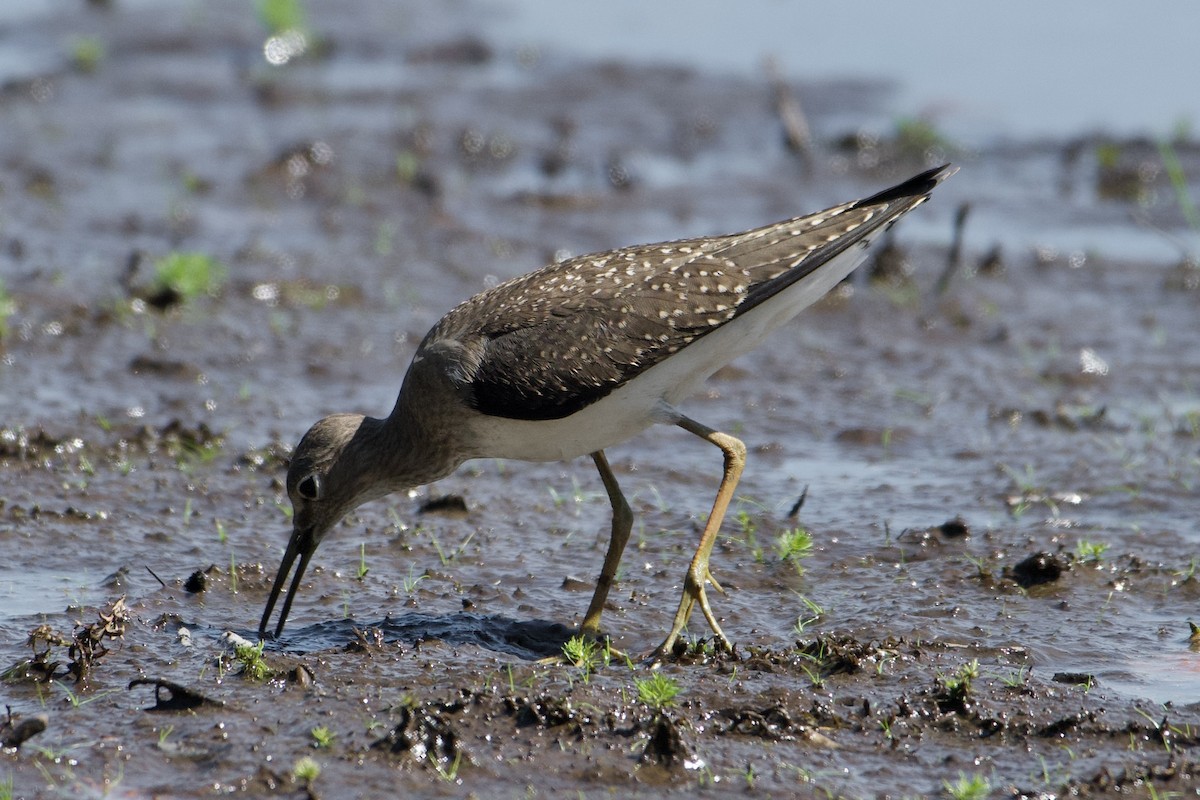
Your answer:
258;525;317;639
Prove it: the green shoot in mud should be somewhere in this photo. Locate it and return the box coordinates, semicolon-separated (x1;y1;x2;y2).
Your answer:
229;551;238;593
736;507;757;537
792;593;824;635
430;529;476;566
1158;132;1200;234
291;756;320;783
1007;498;1032;521
70;36;105;73
1001;462;1041;494
234;640;274;681
1074;538;1110;562
153;252;226;303
798;662;824;689
55;682;119;708
0;278;15;341
356;543;369;580
431;750;464;783
894;116;956;161
395;150;421;185
215;519;228;544
401;564;427;593
732;502;767;562
181;170;209;195
943;771;990;800
1133;707;1188;755
951;659;980;689
1178;409;1200;439
998;665;1029;689
939;659;980;705
775;527;814;573
309;725;335;748
548;475;598;510
879;717;896;741
0;771;12;800
374;220;397;257
257;0;309;36
635;673;681;711
964;553;995;581
175;441;224;473
1146;786;1182;800
562;635;605;682
644;484;671;513
1037;754;1074;790
695;764;724;789
157;725;174;746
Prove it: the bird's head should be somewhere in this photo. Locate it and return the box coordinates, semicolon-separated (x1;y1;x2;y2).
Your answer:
259;413;379;639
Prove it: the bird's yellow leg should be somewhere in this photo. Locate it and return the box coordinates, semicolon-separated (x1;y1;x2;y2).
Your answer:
652;416;746;659
535;451;633;666
579;450;633;640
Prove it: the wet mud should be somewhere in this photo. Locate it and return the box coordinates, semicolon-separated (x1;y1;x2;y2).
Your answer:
2;2;1200;798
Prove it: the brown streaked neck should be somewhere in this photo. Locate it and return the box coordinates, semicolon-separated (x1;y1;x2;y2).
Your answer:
380;375;471;492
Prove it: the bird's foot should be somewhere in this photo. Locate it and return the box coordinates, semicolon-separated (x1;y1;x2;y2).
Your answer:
647;571;734;663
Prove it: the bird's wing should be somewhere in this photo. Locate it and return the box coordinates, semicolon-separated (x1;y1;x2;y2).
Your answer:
424;165;952;421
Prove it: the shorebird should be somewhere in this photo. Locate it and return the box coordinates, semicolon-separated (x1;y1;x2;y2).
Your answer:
258;164;955;657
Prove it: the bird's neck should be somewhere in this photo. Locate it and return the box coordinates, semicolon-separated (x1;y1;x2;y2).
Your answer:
376;386;468;491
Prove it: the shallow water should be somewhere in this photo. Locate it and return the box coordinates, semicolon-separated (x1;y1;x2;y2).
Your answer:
2;1;1199;797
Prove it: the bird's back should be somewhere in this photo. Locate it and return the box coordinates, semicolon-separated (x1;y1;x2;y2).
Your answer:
420;165;954;427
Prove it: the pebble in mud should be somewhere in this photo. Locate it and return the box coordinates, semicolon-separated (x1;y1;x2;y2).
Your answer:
639;715;690;768
184;569;208;593
1010;552;1068;588
0;711;48;749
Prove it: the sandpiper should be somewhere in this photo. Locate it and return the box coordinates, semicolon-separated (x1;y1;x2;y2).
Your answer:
258;164;956;657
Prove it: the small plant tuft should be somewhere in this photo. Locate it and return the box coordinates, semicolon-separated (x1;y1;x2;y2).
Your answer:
561;635;602;682
292;756;321;783
1075;539;1110;562
257;0;308;36
775;527;814;572
401;564;427;593
635;672;682;711
70;36;106;72
792;593;824;635
943;771;991;800
938;658;980;712
310;725;335;748
998;665;1029;689
234;640;275;681
152;252;226;304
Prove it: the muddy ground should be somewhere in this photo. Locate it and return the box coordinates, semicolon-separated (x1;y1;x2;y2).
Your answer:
2;2;1200;798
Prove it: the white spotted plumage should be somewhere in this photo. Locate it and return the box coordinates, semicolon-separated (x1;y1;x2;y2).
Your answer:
408;165;957;455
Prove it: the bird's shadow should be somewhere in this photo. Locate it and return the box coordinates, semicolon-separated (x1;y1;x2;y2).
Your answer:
252;611;576;660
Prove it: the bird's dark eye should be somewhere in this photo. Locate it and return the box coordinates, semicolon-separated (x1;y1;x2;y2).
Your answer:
297;473;322;501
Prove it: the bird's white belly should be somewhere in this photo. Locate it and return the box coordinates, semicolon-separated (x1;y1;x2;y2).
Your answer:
467;243;871;462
